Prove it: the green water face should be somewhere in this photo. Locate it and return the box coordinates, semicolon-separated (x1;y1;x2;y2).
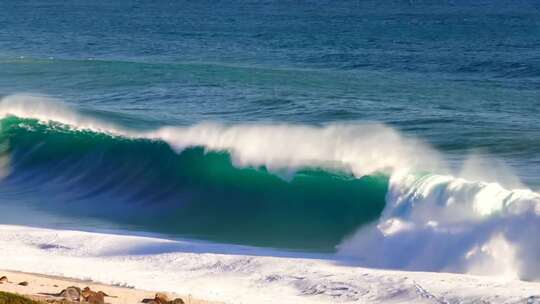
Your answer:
0;117;389;251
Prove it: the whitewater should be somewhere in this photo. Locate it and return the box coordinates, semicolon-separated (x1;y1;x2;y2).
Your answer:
0;94;539;303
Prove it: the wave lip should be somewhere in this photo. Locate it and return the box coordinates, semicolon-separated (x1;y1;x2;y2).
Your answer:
0;94;444;177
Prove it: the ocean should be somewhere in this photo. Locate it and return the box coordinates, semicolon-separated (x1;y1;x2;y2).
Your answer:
0;0;539;282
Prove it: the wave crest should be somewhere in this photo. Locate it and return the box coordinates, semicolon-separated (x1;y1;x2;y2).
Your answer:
0;94;443;177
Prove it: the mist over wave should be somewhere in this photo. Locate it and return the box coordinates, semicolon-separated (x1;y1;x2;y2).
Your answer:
0;94;539;280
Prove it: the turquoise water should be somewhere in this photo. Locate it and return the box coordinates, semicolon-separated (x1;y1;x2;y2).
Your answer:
0;1;539;251
0;117;387;250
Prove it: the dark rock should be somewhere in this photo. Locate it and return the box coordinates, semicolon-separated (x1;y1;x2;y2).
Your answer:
155;292;169;304
170;298;185;304
142;292;174;304
82;287;92;299
81;287;109;304
18;281;29;286
85;292;105;304
0;276;8;283
57;286;82;301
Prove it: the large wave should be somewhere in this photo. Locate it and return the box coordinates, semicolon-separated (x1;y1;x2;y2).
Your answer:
0;94;539;280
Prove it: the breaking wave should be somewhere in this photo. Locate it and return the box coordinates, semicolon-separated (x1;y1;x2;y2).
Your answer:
0;94;539;280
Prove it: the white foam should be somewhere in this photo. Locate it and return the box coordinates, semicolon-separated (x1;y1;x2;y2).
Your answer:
338;172;540;280
0;225;539;304
0;94;124;134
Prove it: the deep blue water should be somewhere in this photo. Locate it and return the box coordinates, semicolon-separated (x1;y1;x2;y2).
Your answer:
0;0;539;250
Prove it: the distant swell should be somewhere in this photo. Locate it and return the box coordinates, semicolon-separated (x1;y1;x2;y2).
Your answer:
0;94;539;280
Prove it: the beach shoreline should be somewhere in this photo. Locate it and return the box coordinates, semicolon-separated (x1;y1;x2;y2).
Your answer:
1;224;540;304
0;269;220;304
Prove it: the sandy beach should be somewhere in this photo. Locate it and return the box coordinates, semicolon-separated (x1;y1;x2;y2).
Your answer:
0;270;220;304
